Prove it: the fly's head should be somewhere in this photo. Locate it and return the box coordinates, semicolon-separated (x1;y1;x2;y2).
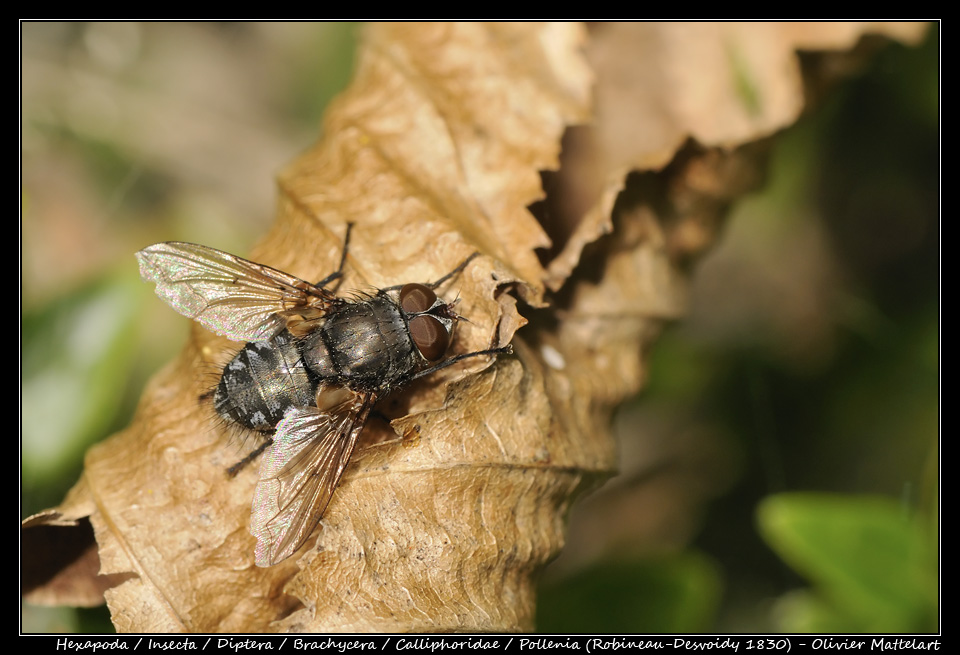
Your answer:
396;283;458;363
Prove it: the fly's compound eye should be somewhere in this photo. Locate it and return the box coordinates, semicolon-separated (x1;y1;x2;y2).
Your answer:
409;315;449;361
400;283;438;314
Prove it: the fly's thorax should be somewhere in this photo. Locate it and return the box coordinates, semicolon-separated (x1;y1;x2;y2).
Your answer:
300;296;418;391
300;291;457;393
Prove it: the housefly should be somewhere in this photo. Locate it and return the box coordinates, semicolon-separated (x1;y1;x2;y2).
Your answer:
136;225;512;566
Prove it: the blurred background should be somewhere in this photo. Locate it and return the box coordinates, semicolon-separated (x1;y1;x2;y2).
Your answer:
21;23;938;633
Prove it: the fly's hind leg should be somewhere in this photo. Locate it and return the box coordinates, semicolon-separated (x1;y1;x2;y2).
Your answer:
227;434;274;478
198;389;272;477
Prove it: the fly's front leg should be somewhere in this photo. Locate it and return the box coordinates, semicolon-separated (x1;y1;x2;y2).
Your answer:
409;344;514;382
380;252;481;295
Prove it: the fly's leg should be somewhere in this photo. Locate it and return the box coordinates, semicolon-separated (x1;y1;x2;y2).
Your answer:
314;223;354;290
380;252;481;294
227;435;274;477
425;252;479;289
408;344;514;382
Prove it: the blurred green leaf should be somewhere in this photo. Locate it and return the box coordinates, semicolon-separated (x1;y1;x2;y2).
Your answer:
758;493;937;632
22;272;146;516
537;552;721;633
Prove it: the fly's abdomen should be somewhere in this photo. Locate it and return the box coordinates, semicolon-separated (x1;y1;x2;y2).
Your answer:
214;330;315;430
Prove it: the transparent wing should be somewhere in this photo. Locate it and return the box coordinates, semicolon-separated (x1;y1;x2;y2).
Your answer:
136;242;337;342
250;391;375;567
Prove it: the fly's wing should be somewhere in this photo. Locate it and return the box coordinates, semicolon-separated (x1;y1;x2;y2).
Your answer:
136;242;338;342
250;391;375;567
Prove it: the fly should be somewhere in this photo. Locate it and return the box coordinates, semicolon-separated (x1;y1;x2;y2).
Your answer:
136;225;511;566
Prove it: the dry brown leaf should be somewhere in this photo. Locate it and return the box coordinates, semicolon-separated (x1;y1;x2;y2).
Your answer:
23;21;928;633
543;21;929;289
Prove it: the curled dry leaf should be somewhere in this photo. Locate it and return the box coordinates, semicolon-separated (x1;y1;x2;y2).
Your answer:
544;21;929;289
23;22;928;632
